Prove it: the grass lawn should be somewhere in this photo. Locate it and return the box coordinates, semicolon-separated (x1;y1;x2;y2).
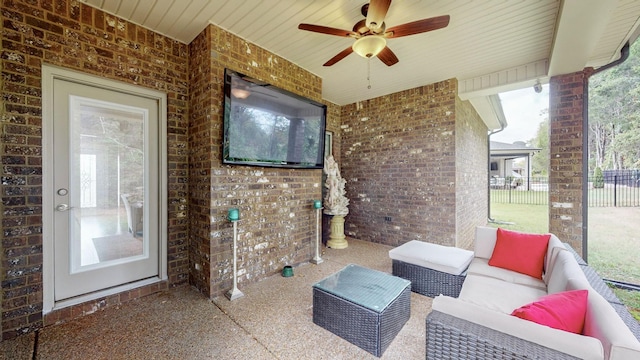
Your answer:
489;203;548;233
489;203;640;321
587;208;640;284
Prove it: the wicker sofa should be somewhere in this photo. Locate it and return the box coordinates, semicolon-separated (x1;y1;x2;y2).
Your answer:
426;226;640;360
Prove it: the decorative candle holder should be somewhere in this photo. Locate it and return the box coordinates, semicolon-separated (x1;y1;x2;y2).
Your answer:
311;200;324;264
282;265;294;277
226;208;244;301
228;208;239;221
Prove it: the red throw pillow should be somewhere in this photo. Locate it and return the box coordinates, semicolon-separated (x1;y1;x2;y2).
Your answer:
488;228;550;279
511;290;588;334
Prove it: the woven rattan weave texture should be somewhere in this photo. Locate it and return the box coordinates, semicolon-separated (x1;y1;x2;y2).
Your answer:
426;311;582;360
312;265;411;357
392;259;466;298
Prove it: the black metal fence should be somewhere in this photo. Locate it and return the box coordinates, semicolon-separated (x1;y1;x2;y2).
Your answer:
490;173;640;207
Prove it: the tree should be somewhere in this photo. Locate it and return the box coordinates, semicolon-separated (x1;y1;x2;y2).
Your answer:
593;167;604;188
530;114;549;175
589;40;640;171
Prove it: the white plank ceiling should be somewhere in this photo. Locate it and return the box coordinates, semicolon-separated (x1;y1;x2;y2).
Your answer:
80;0;640;109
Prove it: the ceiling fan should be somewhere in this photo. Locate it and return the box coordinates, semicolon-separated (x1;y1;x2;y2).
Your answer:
298;0;450;67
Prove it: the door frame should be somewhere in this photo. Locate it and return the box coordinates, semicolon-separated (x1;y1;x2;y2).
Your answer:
41;64;168;313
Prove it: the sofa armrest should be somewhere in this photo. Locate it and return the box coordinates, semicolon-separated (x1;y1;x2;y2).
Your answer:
430;295;604;360
566;277;640;360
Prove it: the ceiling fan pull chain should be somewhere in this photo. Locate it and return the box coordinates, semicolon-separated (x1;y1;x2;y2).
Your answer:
367;58;372;89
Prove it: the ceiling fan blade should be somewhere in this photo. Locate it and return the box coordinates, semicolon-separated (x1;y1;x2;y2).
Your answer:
385;15;450;38
377;46;399;66
366;0;392;31
298;24;357;37
323;47;354;66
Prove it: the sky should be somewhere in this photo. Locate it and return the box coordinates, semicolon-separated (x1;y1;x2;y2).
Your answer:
491;84;549;144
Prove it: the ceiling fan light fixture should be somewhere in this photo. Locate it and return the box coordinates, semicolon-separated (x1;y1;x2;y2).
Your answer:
352;35;387;58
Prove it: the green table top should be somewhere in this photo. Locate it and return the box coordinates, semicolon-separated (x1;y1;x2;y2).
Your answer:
313;264;410;313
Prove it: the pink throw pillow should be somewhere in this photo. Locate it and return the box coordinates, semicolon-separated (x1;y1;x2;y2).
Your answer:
488;228;550;279
511;290;588;334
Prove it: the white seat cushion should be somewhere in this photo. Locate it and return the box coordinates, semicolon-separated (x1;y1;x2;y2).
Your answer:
474;226;498;259
388;240;474;275
467;258;547;290
458;274;547;314
544;234;564;280
546;249;588;294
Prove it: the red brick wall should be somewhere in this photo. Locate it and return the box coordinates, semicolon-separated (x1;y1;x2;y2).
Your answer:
340;80;464;247
549;71;587;254
1;0;189;339
188;25;327;298
187;27;214;296
455;98;489;249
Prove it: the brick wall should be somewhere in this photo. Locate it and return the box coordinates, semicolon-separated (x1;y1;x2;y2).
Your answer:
455;98;489;249
187;26;213;295
188;25;327;298
1;0;189;339
324;101;342;163
549;70;588;254
340;80;464;247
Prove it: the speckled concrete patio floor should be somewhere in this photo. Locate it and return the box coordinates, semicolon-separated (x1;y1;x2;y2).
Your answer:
1;239;432;360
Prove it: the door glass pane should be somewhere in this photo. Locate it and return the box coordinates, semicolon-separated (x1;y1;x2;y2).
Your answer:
69;96;147;271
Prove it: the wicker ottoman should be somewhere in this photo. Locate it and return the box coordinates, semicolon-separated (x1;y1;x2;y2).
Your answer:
389;240;474;298
312;264;411;357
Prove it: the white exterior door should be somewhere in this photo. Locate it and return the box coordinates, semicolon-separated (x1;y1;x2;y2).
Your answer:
42;65;167;307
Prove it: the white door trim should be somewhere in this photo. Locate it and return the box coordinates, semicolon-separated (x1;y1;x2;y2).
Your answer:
42;64;168;313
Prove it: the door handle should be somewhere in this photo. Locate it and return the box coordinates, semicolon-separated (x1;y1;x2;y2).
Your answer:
55;204;72;212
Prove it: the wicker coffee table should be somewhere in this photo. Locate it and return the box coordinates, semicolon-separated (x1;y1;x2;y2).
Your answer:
312;264;411;357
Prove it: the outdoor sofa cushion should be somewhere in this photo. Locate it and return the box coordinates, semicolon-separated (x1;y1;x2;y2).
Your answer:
488;228;551;279
511;289;588;334
545;248;588;294
467;258;547;290
474;226;564;283
388;240;473;275
458;274;546;314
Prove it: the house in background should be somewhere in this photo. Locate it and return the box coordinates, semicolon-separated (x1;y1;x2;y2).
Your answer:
490;141;540;189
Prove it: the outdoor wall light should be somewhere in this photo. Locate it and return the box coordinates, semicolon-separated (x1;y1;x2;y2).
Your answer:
533;80;543;94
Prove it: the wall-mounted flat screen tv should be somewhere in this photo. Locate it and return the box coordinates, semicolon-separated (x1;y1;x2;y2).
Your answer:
222;69;327;169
